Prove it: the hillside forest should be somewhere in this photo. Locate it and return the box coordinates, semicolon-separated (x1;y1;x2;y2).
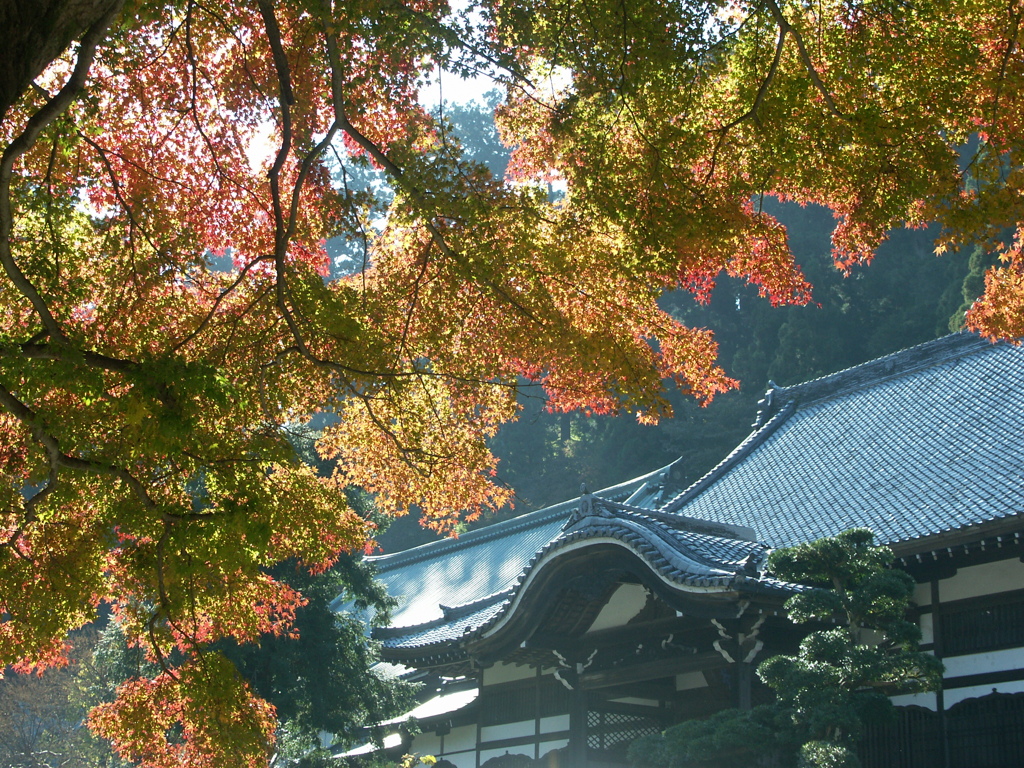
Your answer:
376;97;988;552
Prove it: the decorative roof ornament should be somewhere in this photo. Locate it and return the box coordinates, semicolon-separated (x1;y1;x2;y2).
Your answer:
736;551;763;578
562;484;592;529
564;484;622;529
753;380;779;428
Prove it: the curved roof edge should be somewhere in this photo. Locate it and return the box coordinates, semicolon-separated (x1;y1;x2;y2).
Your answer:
366;459;681;572
374;495;803;654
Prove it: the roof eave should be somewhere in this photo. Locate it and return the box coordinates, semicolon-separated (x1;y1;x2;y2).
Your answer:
887;512;1024;559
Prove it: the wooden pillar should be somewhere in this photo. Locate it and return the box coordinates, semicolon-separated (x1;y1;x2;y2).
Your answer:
932;578;950;768
737;661;753;711
568;671;589;768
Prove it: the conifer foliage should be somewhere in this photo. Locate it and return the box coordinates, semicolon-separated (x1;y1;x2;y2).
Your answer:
0;0;1020;764
759;530;943;767
629;530;942;768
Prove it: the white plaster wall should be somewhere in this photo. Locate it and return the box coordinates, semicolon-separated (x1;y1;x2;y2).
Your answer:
413;733;442;755
610;697;660;707
436;753;475;768
483;661;535;686
919;613;934;645
912;582;931;607
889;691;938;710
938;559;1024;602
942;646;1024;678
539;715;569;733
479;747;534;764
480;720;534;743
886;681;1024;711
676;671;708;691
538;739;569;757
442;725;478;755
587;584;648;632
943;679;1024;707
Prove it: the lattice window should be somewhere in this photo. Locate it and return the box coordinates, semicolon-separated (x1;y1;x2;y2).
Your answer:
941;599;1024;657
859;705;941;768
947;692;1024;768
586;710;662;755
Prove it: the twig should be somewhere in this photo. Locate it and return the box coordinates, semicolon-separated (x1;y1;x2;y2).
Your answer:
763;0;845;118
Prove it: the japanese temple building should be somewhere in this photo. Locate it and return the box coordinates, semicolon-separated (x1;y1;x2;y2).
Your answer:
341;332;1024;768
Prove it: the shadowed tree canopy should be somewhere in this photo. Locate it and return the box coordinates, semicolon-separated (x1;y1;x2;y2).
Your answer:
0;0;121;121
2;0;1024;765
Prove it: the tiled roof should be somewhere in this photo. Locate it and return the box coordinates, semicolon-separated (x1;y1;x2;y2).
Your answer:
374;496;803;652
661;332;1024;548
359;332;1024;659
362;463;681;629
377;599;509;649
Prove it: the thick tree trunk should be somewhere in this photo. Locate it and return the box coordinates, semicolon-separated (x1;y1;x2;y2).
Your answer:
0;0;121;122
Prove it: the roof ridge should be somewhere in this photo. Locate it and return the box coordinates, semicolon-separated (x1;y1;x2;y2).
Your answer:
660;401;795;515
752;331;994;426
594;497;758;541
367;461;674;571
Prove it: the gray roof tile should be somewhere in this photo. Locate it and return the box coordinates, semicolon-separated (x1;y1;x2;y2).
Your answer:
362;332;1024;657
365;464;679;629
661;332;1024;547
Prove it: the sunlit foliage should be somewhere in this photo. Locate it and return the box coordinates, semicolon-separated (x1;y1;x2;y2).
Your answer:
1;0;1022;763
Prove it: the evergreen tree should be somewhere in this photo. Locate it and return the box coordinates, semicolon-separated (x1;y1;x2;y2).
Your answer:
629;530;942;768
219;557;418;756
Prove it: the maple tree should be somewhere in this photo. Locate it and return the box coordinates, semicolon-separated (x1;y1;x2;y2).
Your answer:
2;0;1023;765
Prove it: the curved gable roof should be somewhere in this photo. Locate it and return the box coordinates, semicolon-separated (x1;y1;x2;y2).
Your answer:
374;496;800;657
362;463;681;630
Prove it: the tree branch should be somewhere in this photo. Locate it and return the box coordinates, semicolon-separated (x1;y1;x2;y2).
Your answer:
763;0;845;119
703;24;788;186
257;0;348;364
171;255;276;353
988;0;1024;140
0;1;124;341
316;1;540;323
0;379;164;517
